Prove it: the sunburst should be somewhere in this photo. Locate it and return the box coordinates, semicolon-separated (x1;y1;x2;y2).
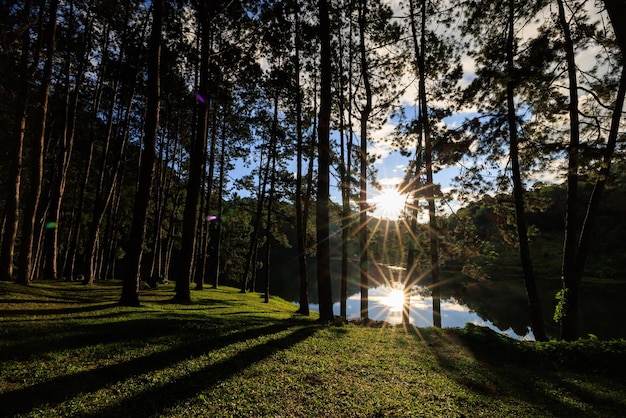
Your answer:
370;187;407;220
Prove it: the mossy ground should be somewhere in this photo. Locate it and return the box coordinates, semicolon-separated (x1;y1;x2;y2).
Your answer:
1;281;624;417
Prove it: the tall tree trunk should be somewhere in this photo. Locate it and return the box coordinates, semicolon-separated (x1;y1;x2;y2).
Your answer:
83;91;118;284
358;0;372;321
505;0;547;341
303;77;317;299
294;0;310;315
151;106;180;280
338;0;353;320
210;124;227;289
120;0;162;305
241;150;268;293
556;0;581;341
84;7;143;284
402;141;423;325
263;140;277;304
1;0;32;282
44;6;85;280
194;161;208;289
316;0;334;322
416;0;441;329
64;18;106;281
402;0;428;326
149;118;168;279
17;0;59;285
262;92;280;303
175;1;212;303
104;172;125;280
195;93;218;290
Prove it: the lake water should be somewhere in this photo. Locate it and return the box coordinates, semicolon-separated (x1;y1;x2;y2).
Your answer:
309;283;535;340
282;261;625;341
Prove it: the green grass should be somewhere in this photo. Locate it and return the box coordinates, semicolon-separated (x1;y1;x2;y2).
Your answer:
1;281;625;417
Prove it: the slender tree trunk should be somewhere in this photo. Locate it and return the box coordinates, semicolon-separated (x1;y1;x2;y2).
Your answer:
262;92;280;303
104;173;125;280
505;0;547;341
175;1;211;303
65;18;106;281
84;81;135;285
317;0;334;322
17;0;59;285
149;120;169;279
294;0;310;315
411;0;441;328
338;1;353;320
83;95;118;284
120;0;162;305
263;143;277;304
557;0;582;341
194;162;208;289
196;90;219;290
84;7;144;284
241;151;268;293
402;140;424;326
303;77;317;298
210;125;227;289
0;0;32;282
44;15;85;280
339;110;350;320
402;0;425;327
358;0;372;321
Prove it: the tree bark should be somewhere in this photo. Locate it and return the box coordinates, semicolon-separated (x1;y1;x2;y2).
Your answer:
316;0;334;322
17;0;59;285
505;0;547;341
195;95;218;290
416;0;441;329
241;148;269;293
294;0;310;315
0;0;32;282
43;5;85;280
557;0;582;341
120;0;162;305
175;1;212;303
338;1;353;320
358;0;372;321
210;121;227;289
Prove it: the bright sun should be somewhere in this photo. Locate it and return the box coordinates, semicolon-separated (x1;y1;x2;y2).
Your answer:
371;187;407;220
382;288;405;312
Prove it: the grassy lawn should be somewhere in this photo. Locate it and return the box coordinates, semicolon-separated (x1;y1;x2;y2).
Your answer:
1;281;625;417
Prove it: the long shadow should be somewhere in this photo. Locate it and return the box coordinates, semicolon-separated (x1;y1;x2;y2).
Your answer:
0;305;260;362
0;316;196;362
0;302;119;317
421;326;626;417
86;324;318;418
0;319;316;416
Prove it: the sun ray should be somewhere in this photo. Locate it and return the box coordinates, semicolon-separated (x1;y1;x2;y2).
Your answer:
370;186;408;221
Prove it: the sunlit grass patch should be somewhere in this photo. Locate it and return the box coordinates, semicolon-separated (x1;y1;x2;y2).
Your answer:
1;281;625;417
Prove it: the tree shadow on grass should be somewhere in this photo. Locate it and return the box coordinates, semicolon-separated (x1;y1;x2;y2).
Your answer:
86;324;319;417
0;318;317;417
0;302;119;317
0;314;198;362
0;308;288;362
417;325;626;417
